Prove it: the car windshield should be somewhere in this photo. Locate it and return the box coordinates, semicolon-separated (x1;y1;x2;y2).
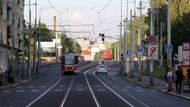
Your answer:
97;65;107;68
65;55;75;65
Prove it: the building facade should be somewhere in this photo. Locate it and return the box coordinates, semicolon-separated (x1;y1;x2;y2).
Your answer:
0;0;24;84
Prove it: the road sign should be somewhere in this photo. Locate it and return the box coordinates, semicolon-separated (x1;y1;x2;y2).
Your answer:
148;35;156;45
148;44;158;60
165;44;173;53
138;45;143;52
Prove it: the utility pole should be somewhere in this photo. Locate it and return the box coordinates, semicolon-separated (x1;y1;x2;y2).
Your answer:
167;0;172;67
27;0;31;78
138;0;142;81
33;0;37;78
129;9;134;78
119;0;123;75
130;0;136;77
124;0;128;76
160;22;163;68
149;0;154;86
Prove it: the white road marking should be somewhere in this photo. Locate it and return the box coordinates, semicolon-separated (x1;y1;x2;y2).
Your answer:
16;90;25;93
135;89;144;92
26;77;63;107
127;94;150;107
75;88;85;91
97;89;106;92
84;69;101;107
95;85;102;88
60;77;75;107
121;89;129;92
1;90;11;93
94;73;135;107
54;89;63;92
30;90;39;92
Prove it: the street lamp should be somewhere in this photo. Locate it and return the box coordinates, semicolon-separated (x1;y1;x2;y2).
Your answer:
37;7;49;74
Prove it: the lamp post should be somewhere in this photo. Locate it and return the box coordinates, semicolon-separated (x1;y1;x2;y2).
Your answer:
167;0;172;68
119;0;123;75
37;7;49;74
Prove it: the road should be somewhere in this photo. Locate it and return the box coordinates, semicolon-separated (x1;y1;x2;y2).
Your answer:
0;61;190;107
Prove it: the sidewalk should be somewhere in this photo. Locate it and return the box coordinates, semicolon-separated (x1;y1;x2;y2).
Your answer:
0;61;57;91
122;71;190;101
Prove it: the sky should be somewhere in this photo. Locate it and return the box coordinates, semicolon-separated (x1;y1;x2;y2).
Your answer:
24;0;149;43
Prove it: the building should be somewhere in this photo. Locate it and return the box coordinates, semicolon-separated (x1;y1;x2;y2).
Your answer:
0;0;24;84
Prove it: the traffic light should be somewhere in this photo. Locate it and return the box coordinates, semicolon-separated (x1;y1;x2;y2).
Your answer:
102;33;104;42
99;33;105;42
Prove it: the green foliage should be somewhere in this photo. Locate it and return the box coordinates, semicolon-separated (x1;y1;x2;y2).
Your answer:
60;33;82;54
146;0;190;53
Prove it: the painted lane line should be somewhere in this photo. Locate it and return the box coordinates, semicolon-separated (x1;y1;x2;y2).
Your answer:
26;77;63;107
58;85;65;88
27;86;35;89
75;89;85;92
60;77;75;107
97;89;106;92
16;90;25;93
127;94;150;107
1;90;11;93
30;90;39;92
84;69;101;107
94;73;134;107
54;89;63;92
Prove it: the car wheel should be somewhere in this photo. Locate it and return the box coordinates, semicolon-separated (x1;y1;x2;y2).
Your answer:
95;72;98;75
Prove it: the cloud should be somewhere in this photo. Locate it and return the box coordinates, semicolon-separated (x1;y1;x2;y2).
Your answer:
70;12;83;20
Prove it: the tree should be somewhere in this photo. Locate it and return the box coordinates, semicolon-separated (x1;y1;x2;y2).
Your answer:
60;33;82;54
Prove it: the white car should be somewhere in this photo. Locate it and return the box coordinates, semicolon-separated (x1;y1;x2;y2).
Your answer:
95;64;108;75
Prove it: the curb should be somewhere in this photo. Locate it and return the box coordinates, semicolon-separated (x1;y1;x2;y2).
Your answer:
159;89;190;101
120;75;190;101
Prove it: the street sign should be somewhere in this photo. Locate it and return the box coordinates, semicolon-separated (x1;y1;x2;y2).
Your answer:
138;45;143;52
165;44;173;53
138;45;143;58
148;44;158;60
148;35;156;45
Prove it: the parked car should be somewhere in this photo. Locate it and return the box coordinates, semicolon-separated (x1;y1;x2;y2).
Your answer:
95;64;108;75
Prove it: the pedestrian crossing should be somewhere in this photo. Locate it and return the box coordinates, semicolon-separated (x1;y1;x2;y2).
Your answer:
0;85;157;94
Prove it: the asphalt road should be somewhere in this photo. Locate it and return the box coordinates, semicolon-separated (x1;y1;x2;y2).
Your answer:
0;61;190;107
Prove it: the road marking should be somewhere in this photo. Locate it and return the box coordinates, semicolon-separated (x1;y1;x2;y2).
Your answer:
95;85;102;88
16;90;25;93
127;94;150;107
77;84;83;87
94;73;135;107
54;89;63;92
121;89;129;92
1;90;11;93
60;77;75;107
26;77;63;107
84;69;101;107
30;90;39;92
75;88;85;91
135;89;144;92
97;89;106;92
27;86;35;88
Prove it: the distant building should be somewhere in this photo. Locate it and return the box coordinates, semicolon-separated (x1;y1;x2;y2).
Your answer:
0;0;24;83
